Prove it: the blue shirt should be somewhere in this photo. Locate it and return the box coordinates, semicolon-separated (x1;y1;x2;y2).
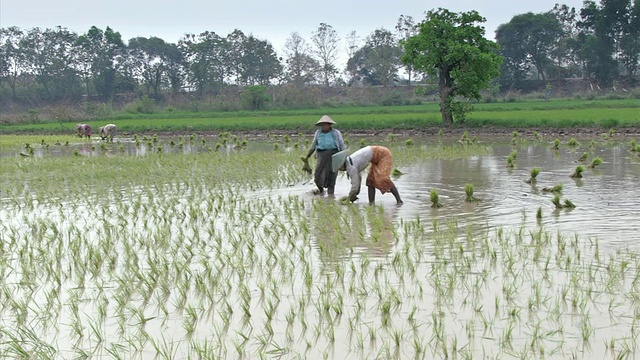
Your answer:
316;131;337;150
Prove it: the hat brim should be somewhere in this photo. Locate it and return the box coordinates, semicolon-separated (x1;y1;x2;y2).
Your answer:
315;120;336;126
331;150;349;172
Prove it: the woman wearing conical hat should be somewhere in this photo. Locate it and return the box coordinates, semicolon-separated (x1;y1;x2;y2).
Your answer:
304;115;346;195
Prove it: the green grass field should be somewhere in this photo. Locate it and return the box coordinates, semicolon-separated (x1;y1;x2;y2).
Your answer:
1;99;638;135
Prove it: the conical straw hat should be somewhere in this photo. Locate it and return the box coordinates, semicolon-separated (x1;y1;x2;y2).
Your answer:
315;115;336;125
332;150;349;172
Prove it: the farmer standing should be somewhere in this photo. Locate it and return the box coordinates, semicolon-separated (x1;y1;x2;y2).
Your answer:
304;115;346;195
342;145;403;205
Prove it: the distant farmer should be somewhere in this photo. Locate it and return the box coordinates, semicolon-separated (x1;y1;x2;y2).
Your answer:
341;145;403;205
303;115;346;195
76;124;93;139
99;124;117;142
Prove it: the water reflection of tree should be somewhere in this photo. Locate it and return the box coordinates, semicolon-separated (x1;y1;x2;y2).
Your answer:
309;200;398;269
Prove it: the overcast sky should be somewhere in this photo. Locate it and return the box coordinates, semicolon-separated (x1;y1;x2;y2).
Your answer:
2;0;585;57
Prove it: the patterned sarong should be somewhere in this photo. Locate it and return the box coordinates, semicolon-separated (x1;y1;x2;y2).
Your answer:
365;146;394;193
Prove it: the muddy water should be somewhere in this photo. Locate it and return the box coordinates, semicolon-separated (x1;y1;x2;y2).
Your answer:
2;136;640;359
281;140;640;252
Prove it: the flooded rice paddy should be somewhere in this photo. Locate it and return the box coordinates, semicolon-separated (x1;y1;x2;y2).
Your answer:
1;132;640;359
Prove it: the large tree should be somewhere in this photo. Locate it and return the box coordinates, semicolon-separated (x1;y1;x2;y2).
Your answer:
347;28;402;86
0;27;25;100
283;32;320;85
76;26;125;100
401;8;502;126
179;31;229;95
127;37;183;99
496;12;564;81
20;26;82;99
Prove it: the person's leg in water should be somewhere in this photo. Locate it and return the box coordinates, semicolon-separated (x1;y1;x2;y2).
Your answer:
390;183;403;205
368;185;376;204
368;183;403;205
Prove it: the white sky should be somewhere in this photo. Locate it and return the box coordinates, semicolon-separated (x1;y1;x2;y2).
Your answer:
2;0;585;61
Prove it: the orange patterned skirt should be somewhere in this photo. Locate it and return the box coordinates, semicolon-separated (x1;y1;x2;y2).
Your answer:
365;146;394;193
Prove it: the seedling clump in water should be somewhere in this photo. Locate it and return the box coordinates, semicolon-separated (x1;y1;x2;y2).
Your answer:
430;189;443;208
526;167;540;184
570;165;585;178
542;184;563;193
588;157;603;169
464;183;480;202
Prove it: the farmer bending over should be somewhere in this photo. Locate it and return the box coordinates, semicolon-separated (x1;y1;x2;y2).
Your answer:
342;145;403;205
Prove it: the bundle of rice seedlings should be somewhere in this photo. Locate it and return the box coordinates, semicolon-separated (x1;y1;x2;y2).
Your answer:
567;138;579;147
570;165;585;178
578;152;589;162
464;183;480;202
430;189;443;208
526;167;540;184
587;157;603;169
541;184;563;193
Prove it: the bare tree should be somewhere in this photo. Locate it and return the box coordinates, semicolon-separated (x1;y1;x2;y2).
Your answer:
395;15;418;83
283;32;320;85
344;31;361;84
311;23;340;86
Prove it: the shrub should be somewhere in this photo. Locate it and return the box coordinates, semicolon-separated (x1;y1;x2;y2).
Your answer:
124;95;156;114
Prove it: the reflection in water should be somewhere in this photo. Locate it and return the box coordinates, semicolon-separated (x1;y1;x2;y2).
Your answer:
2;137;640;359
309;200;399;267
391;142;640;251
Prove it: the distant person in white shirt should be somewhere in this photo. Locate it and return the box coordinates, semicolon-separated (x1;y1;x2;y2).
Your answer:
342;145;403;205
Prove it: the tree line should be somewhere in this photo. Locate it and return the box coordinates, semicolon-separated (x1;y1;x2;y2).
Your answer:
0;0;638;107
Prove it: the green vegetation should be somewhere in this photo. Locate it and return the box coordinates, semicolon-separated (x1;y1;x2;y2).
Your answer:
401;8;502;125
1;134;639;359
430;189;444;208
588;156;604;169
570;165;585;178
464;183;481;202
1;99;639;135
526;167;541;184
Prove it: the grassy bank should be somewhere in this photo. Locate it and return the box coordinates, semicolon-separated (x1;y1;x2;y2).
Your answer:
1;99;638;135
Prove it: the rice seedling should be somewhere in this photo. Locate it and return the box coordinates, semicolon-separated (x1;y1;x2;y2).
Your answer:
536;207;542;220
387;133;395;142
526;167;540;184
541;184;563;193
405;139;414;146
567;138;579;147
588;156;603;169
0;135;638;360
551;139;560;150
460;131;470;144
464;183;480;202
578;152;589;162
552;194;563;209
392;168;404;176
570;165;585;178
430;189;443;208
630;140;637;152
